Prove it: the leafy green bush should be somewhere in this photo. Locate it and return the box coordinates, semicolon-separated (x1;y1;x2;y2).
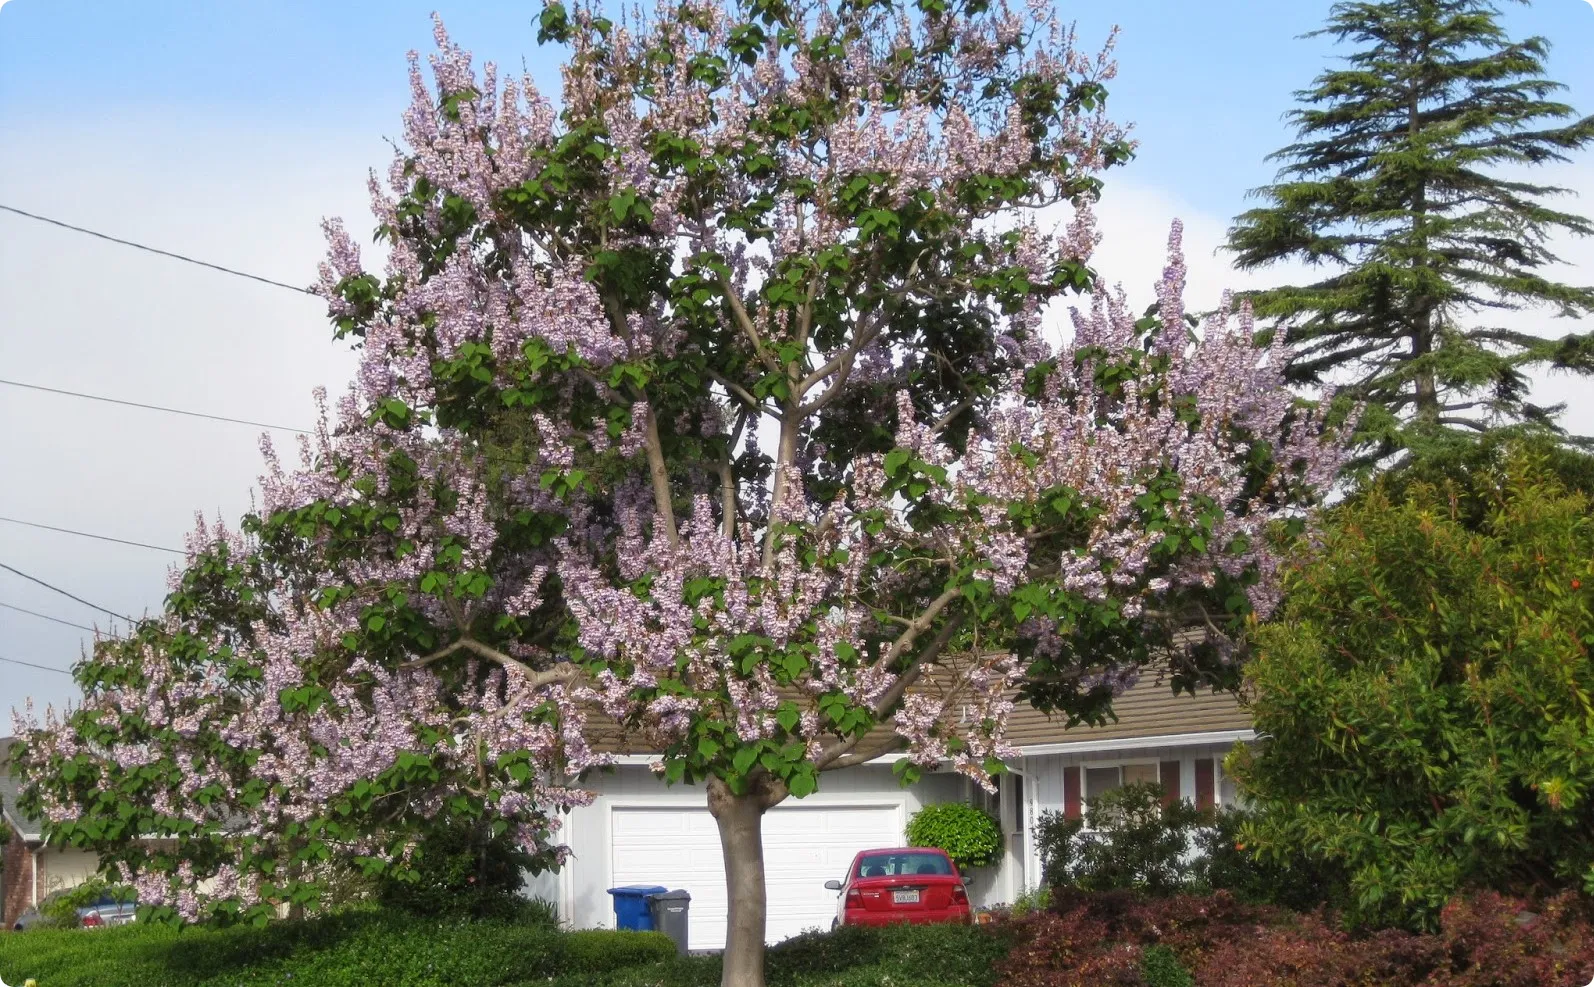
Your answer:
0;909;674;987
1139;943;1194;987
38;878;136;929
1007;885;1052;919
906;802;1004;870
542;921;1015;987
1037;783;1203;895
1191;806;1342;913
1231;454;1594;930
370;824;545;920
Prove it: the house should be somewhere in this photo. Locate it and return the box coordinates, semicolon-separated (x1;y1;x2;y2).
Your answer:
1;676;1251;943
529;675;1252;948
1;738;104;929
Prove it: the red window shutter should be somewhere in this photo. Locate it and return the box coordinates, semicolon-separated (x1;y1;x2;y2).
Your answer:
1159;760;1182;806
1194;758;1215;812
1063;764;1082;820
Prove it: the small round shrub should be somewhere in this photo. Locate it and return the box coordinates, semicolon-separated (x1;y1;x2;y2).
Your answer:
1140;944;1194;987
906;802;1003;870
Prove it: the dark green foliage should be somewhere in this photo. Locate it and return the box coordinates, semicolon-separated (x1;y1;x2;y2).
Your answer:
1191;807;1344;914
906;802;1005;870
0;915;1009;987
543;922;1015;987
1230;453;1594;930
39;878;137;929
370;823;540;920
1034;786;1337;910
1036;783;1203;896
0;909;673;987
1139;944;1194;987
1228;0;1594;464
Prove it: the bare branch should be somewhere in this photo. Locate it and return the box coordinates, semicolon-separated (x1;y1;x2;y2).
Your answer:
709;370;772;419
401;639;471;670
643;406;680;548
824;738;906;770
719;274;780;374
931;398;975;436
814;593;966;771
402;637;584;690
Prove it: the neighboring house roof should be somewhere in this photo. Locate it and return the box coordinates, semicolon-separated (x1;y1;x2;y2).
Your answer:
585;664;1252;760
0;736;45;843
1004;672;1252;753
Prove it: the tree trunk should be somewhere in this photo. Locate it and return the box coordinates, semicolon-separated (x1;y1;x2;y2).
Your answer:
708;776;784;987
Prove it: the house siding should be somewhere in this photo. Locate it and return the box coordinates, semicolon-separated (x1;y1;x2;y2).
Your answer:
1021;740;1246;890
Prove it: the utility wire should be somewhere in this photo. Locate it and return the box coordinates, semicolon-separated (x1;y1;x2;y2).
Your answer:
0;515;183;555
0;378;312;434
0;600;120;637
0;379;543;472
0;561;136;623
0;203;318;297
0;653;74;677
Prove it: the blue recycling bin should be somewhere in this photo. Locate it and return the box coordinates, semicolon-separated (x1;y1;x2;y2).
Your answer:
608;885;668;931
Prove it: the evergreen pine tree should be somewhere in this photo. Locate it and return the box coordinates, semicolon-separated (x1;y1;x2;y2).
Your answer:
1229;0;1594;464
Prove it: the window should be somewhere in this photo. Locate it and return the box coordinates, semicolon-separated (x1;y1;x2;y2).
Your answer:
1084;766;1120;801
855;852;954;878
1083;762;1158;802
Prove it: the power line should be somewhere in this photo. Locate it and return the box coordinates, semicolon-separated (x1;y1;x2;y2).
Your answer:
0;379;543;471
0;600;120;636
0;653;74;677
0;203;319;297
0;378;312;434
0;561;136;624
0;515;183;555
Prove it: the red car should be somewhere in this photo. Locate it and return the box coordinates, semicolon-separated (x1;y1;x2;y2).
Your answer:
824;847;971;929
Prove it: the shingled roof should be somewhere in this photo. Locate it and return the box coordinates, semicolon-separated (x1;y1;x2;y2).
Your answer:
0;737;44;843
585;666;1252;759
1004;672;1252;751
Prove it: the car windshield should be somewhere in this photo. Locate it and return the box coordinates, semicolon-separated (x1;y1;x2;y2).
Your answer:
855;852;953;878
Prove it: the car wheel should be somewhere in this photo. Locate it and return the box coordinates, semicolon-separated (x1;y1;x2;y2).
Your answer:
831;919;839;932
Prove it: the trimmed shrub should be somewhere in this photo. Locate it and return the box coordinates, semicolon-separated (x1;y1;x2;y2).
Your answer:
0;909;674;987
907;803;1005;870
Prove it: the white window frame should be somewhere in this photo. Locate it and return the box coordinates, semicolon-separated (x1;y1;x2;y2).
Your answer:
1079;757;1163;805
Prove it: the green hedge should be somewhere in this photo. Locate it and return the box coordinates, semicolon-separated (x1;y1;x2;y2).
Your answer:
0;909;675;987
545;922;1015;987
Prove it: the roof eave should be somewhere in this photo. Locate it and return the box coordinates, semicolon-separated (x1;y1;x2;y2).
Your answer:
598;729;1255;769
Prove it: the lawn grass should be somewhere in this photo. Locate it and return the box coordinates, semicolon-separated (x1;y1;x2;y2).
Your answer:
0;911;1011;987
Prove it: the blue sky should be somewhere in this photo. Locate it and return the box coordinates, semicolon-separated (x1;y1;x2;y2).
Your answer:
1;0;1592;715
2;1;1588;212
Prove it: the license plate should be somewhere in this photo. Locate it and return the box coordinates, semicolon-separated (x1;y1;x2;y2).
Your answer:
893;889;920;905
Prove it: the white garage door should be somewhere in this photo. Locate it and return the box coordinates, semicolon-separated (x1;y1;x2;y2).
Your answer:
610;802;902;949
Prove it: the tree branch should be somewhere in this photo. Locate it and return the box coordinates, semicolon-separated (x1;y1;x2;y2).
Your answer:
814;593;966;772
402;636;584;690
824;738;906;770
719;274;780;374
643;406;680;548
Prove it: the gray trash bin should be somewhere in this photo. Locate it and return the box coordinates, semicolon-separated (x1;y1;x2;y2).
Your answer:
647;889;691;955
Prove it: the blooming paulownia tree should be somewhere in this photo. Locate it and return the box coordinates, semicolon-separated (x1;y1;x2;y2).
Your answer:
17;1;1346;983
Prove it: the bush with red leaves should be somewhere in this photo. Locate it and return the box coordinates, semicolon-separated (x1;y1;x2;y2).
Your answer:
995;891;1594;987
